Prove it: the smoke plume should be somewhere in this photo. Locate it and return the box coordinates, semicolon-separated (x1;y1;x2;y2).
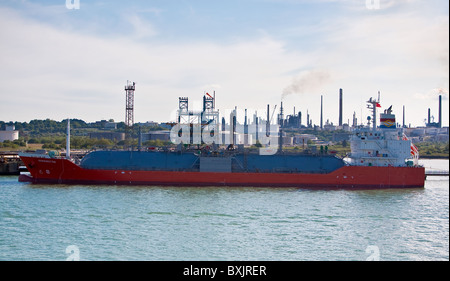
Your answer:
432;88;448;100
282;70;331;100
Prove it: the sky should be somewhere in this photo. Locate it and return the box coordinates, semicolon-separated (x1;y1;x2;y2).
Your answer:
0;0;448;128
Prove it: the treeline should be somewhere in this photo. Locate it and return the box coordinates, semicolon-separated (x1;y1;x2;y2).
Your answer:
0;137;170;150
0;139;27;149
0;119;168;137
0;135;116;150
41;136;117;150
1;119;448;158
0;119;126;136
0;118;170;150
416;142;449;157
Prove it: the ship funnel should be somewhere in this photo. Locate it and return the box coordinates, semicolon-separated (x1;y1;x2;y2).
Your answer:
380;106;396;129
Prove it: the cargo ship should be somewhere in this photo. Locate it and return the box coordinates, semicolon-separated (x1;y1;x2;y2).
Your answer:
18;94;425;188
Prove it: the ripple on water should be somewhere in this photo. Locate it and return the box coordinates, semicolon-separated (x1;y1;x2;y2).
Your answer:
0;163;448;260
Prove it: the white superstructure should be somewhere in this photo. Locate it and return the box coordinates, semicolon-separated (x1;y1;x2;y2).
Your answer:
348;96;419;167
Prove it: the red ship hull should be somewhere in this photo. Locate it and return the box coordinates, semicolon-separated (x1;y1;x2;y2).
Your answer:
19;155;425;188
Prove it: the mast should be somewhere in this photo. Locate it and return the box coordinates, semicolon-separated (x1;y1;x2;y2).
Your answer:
366;91;380;130
125;81;136;140
66;118;71;159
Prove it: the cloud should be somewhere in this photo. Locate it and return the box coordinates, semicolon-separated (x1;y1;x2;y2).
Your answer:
128;14;158;39
0;1;447;127
0;7;306;123
414;88;449;100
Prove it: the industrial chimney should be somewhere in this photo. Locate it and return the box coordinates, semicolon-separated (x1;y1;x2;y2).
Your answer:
339;88;343;127
439;95;442;128
403;105;405;128
320;95;323;129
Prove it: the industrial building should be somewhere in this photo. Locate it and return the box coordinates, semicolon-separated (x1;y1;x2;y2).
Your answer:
426;95;443;128
277;88;348;131
89;132;125;141
0;125;19;142
405;127;449;142
121;81;446;149
141;131;171;142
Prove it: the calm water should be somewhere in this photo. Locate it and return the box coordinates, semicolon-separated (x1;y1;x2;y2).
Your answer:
0;159;448;261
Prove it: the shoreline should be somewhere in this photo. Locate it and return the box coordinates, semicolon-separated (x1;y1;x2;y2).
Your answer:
1;149;449;160
420;156;449;159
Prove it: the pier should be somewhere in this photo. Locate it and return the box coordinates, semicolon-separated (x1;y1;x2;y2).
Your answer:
425;170;449;177
0;152;23;175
